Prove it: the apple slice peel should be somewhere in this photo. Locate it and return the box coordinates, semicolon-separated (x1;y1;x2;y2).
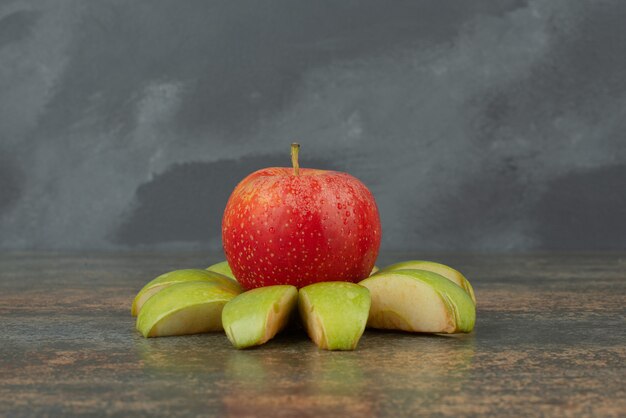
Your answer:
379;260;476;304
298;282;371;351
131;269;242;316
222;285;298;349
136;281;237;338
206;261;237;281
360;269;475;334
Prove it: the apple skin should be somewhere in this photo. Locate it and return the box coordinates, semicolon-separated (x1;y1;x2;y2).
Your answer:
207;261;236;281
136;281;237;338
298;282;371;350
222;285;298;349
379;260;476;304
360;269;475;334
131;269;242;316
222;167;381;289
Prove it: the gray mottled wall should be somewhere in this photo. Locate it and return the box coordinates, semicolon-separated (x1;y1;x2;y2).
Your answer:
1;0;625;252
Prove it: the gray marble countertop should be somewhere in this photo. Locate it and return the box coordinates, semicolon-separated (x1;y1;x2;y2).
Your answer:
1;252;625;417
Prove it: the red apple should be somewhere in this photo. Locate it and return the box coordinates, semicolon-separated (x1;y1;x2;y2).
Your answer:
222;144;381;289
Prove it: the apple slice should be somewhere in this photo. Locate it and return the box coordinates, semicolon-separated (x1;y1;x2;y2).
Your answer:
360;269;475;334
298;282;370;351
131;269;242;316
207;261;236;280
136;281;237;337
380;260;476;304
370;265;380;276
222;285;298;349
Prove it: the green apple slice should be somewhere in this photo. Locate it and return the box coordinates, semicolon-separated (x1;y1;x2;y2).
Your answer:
298;282;371;351
370;265;380;276
380;261;476;304
207;261;236;280
136;281;237;337
222;285;298;349
360;269;475;334
131;269;242;316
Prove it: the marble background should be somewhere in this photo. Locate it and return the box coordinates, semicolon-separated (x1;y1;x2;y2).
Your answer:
1;0;625;252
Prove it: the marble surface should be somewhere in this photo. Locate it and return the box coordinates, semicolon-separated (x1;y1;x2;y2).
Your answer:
1;253;625;417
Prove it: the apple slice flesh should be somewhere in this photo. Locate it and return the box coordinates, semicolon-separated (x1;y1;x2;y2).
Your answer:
137;281;237;337
222;285;298;349
131;269;242;316
380;261;476;304
359;270;475;334
298;282;371;351
370;265;380;276
207;261;236;280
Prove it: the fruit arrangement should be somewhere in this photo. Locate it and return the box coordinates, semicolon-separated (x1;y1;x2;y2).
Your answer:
131;144;476;350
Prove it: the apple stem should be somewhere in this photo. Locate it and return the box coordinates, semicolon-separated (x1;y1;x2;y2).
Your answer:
291;143;300;176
